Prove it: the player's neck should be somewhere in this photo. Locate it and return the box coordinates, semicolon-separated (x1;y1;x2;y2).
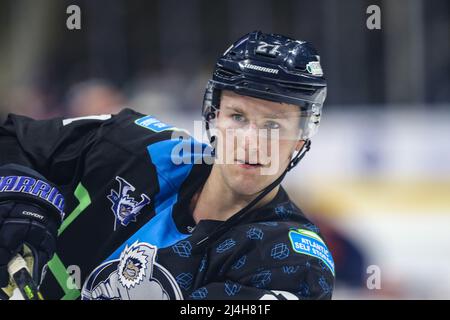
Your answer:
191;166;279;224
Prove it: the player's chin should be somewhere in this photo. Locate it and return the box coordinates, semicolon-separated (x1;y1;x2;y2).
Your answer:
228;171;268;194
230;183;264;197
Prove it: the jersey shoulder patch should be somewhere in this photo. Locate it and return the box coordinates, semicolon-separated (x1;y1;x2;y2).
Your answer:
288;228;335;276
135;115;176;133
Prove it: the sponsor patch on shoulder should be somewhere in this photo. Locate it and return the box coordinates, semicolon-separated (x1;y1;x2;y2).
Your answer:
135;115;175;132
288;228;335;275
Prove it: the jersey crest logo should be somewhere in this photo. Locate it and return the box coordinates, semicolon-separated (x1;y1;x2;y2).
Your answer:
82;241;183;300
107;176;150;230
118;244;148;288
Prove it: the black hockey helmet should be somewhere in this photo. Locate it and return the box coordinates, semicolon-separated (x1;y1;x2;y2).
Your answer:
203;30;327;143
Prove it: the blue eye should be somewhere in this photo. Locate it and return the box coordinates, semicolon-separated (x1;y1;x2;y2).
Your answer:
232;114;246;122
265;121;280;129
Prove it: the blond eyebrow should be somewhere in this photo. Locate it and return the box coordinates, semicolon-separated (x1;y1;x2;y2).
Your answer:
262;112;294;120
224;104;297;120
260;110;299;120
225;105;246;114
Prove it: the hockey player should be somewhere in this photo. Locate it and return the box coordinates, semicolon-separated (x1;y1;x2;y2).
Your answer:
0;31;334;300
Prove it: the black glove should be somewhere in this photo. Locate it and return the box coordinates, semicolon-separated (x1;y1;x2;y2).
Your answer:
0;164;64;288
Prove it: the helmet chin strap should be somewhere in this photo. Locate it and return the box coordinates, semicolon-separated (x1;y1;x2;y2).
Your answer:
288;139;311;171
195;138;311;248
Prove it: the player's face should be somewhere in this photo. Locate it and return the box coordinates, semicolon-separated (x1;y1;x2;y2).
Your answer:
214;90;304;196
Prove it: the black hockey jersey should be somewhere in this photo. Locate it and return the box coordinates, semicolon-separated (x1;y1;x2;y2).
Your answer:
0;108;335;300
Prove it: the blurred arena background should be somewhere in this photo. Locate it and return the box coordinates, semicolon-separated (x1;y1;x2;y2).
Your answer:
0;0;449;299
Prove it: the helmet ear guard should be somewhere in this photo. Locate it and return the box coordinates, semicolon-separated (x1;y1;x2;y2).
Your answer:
202;82;221;147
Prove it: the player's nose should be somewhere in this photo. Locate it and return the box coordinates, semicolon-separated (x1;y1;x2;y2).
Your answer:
237;125;260;163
